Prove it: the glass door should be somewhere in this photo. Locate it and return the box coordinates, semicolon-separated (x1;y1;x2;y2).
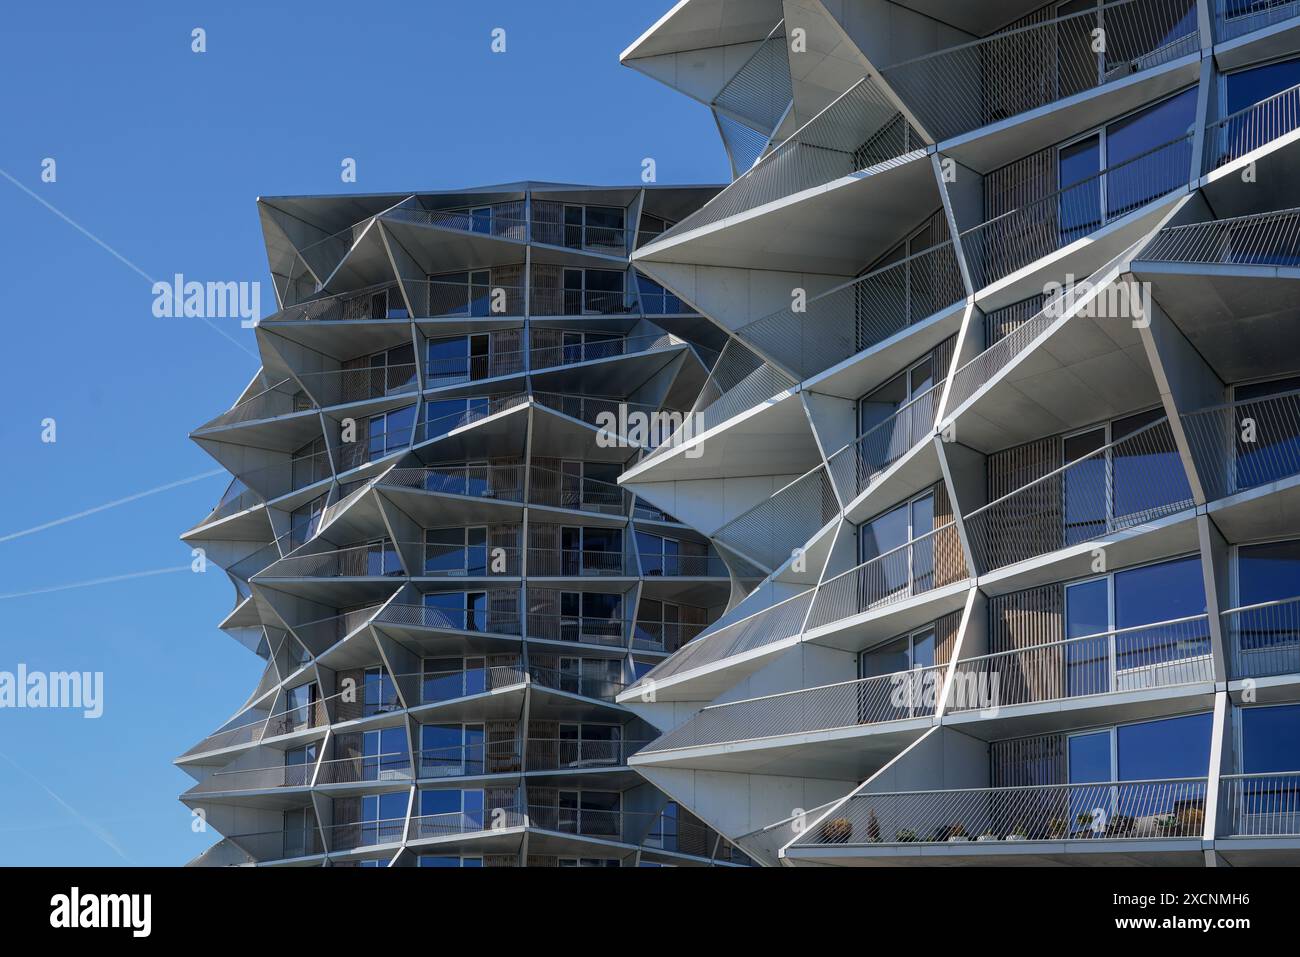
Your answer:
1065;577;1112;697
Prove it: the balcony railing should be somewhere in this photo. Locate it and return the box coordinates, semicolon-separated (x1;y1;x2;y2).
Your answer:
632;589;815;688
529;221;629;255
805;522;964;633
418;741;523;777
1181;387;1300;502
222;827;325;863
425;350;525;386
385;201;529;240
1223;596;1300;679
735;241;964;381
964;415;1193;573
525;613;626;646
650;75;918;244
404;278;525;318
529;333;681;371
199;378;314;432
1203;81;1300;173
421;544;521;577
639;553;729;577
631;621;707;654
187;761;315;795
1136;207;1300;266
205;480;263;524
644;666;945;754
316;751;413;786
325;815;410;851
1219;771;1300;836
962;133;1192;293
527;465;629;514
412;393;528;446
409;808;526;842
181;713;273;757
381;463;525;501
801;777;1208;846
374;603;522;637
258;542;404;580
270;281;411;323
525;738;652;771
827;380;945;502
526;547;626;577
527;664;626;702
880;0;1197;143
532;392;685;449
711;467;840;573
1214;0;1300;42
413;663;527;705
295;364;420;409
528;287;638;317
948;613;1213;713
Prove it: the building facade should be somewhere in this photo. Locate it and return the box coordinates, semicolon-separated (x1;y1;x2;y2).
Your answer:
618;0;1300;866
177;183;763;867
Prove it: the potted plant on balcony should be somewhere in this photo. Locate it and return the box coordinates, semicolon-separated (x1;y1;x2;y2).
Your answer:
1047;817;1068;839
944;823;968;842
977;829;999;842
1154;813;1180;835
895;828;918;843
865;808;882;843
1005;822;1028;841
1105;814;1135;838
1076;810;1098;837
820;817;853;844
1176;806;1204;837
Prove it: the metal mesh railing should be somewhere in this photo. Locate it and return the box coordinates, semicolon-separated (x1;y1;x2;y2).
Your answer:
425;350;524;385
526;547;626;577
881;0;1197;142
948;613;1212;712
525;613;626;646
198;377;314;431
630;589;815;688
273;281;408;323
826;380;944;502
964;415;1193;573
1180;387;1300;502
525;738;652;771
644;666;944;753
798;777;1208;846
712;21;791;144
1219;772;1300;835
413;393;528;446
961;133;1192;293
1203;81;1300;172
712;467;840;572
1135;207;1300;265
384;201;529;240
186;760;316;795
631;621;707;654
529;333;680;370
1223;596;1300;679
1214;0;1300;41
736;241;964;381
805;522;963;632
374;603;522;637
402;278;525;318
527;665;626;702
528;287;639;317
326;815;411;851
381;463;525;501
258;542;404;580
639;553;729;577
224;828;325;862
418;741;523;777
651;75;920;243
316;751;413;785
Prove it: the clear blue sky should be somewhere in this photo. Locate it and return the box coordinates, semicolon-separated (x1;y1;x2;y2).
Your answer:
0;0;727;866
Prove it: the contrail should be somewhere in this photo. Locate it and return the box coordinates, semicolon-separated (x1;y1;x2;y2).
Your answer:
0;468;226;543
0;565;192;600
0;752;134;864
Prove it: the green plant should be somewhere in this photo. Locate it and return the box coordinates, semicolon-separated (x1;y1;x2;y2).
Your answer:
820;817;853;844
1048;817;1067;838
895;828;917;843
865;808;882;843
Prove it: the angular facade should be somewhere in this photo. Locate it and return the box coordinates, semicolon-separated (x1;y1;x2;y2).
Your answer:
619;0;1300;866
177;183;764;867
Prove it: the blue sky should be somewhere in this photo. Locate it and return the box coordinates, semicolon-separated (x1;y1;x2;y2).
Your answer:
0;0;726;866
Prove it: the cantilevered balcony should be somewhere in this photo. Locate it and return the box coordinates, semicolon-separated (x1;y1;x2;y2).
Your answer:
963;415;1193;576
410;662;527;707
710;467;839;573
1223;596;1300;680
411;393;528;447
373;602;523;638
1218;772;1300;838
528;332;683;371
793;778;1208;858
529;287;638;317
527;547;626;577
1203;82;1300;174
639;553;729;578
961;132;1192;299
186;760;315;796
1136;206;1300;266
525;738;651;771
645;75;920;247
630;620;705;654
385;200;529;241
325;816;411;852
257;541;405;581
804;522;966;640
425;347;524;386
527;465;629;515
316;751;413;786
267;281;412;324
526;664;626;702
421;544;521;578
880;0;1198;147
525;612;626;647
947;614;1214;728
1213;0;1300;44
1181;386;1300;505
217;828;325;865
639;666;944;758
406;277;525;318
380;463;525;501
826;380;944;508
735;241;964;383
419;740;523;778
197;377;315;432
408;807;526;844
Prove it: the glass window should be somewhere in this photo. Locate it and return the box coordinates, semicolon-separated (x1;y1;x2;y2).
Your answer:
1116;712;1212;780
1241;704;1300;773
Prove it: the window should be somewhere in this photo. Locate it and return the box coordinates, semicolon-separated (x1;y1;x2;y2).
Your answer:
555;789;621;836
419;855;483;867
561;268;628;316
1061;408;1187;546
1062;556;1209;695
362;667;401;717
636;531;680;576
556;657;621;700
282;807;318;858
419;723;485;776
427;334;492;385
860;626;935;678
559;591;622;643
283;682;320;732
424;527;490;576
367;404;416;461
1230;539;1300;672
427;269;492;317
636;272;685;313
421;658;487;703
558;723;622;767
423;397;491;440
361;727;409;781
359;792;407;846
285;743;317;786
1057;88;1196;241
636;598;686;651
859;625;937;720
289;494;326;549
422;591;488;632
559;526;622;575
1232;376;1300;490
357;344;417;398
563;205;625;251
418;789;485;834
858;489;936;600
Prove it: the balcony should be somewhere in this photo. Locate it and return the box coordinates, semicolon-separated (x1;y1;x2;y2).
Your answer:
804;522;966;638
258;541;404;580
526;664;626;702
1137;206;1300;267
1214;0;1300;45
525;613;626;647
1181;386;1300;505
1203;82;1300;174
711;467;840;573
1223;596;1300;680
736;243;964;383
527;547;626;577
527;465;629;515
421;544;521;578
529;287;638;317
414;663;527;705
525;738;651;771
418;741;523;778
385;200;529;241
380;463;525;502
963;415;1193;576
528;332;682;371
185;760;314;796
219;828;325;864
408;808;526;843
880;0;1197;147
425;348;525;387
639;666;944;764
325;816;410;852
639;553;728;578
532;392;684;452
267;281;412;324
373;603;522;638
795;777;1208;858
826;380;944;508
413;393;528;446
961;133;1192;298
406;277;525;318
630;621;706;654
315;751;413;786
1219;772;1300;837
947;614;1213;728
